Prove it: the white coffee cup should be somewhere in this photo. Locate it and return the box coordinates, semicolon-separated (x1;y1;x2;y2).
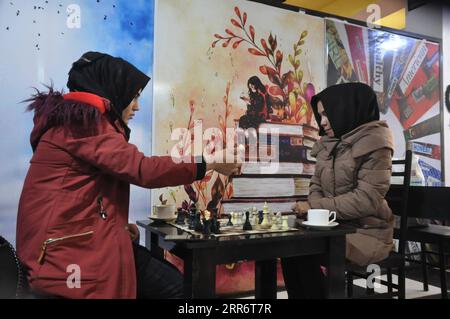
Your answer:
152;204;176;219
307;209;336;225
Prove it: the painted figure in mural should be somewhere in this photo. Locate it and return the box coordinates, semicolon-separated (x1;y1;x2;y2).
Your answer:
238;76;272;129
16;52;241;299
282;82;394;298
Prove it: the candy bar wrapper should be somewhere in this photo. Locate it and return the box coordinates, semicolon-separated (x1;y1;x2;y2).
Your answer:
383;37;417;111
368;29;393;113
391;42;440;129
411;142;441;160
403;114;441;141
418;159;442;186
326;20;357;84
345;24;369;84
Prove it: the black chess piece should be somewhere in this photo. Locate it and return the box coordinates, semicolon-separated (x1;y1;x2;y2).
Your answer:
214;219;221;234
188;207;196;230
202;218;211;235
175;208;185;225
227;213;233;226
194;212;203;232
258;210;264;224
243;211;252;231
210;208;219;234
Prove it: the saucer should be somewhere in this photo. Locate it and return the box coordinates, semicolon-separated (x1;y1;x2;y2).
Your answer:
301;221;339;230
148;216;176;223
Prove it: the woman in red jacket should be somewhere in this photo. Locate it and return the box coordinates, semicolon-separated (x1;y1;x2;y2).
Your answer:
16;52;241;299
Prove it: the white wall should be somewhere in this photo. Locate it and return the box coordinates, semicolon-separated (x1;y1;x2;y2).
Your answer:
405;3;443;39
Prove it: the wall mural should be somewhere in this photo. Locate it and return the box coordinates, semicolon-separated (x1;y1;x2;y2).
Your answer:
153;0;325;295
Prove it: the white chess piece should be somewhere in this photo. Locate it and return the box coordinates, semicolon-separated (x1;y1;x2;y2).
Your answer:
282;216;289;230
231;211;237;225
251;207;258;226
260;202;271;229
276;212;283;228
237;211;243;226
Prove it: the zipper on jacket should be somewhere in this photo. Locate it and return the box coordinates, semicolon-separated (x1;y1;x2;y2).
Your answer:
97;196;108;220
37;231;94;264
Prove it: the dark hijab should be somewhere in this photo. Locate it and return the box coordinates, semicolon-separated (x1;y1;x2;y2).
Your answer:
310;82;380;139
67;51;150;139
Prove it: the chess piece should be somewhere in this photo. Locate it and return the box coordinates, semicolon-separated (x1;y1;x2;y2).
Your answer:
282;216;289;230
227;213;233;226
243;211;252;231
258;210;264;224
194;212;203;232
214;208;221;234
237;211;243;226
231;211;237;225
260;202;271;229
202;210;212;235
188;207;196;230
175;208;185;225
271;212;282;230
251;207;258;226
210;208;219;234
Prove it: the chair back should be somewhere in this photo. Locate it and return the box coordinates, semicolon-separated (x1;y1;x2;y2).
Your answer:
0;236;27;298
387;150;412;256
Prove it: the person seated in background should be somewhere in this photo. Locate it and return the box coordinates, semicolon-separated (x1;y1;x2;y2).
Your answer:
281;82;394;298
16;52;241;299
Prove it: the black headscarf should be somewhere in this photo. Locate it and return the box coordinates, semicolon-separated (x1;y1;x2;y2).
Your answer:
67;51;150;139
310;82;380;139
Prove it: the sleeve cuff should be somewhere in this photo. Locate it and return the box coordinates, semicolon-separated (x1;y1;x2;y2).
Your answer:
195;159;207;181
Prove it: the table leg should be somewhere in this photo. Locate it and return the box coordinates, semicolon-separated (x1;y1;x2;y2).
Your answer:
145;230;164;260
255;259;277;299
184;248;216;298
325;236;346;299
438;242;448;299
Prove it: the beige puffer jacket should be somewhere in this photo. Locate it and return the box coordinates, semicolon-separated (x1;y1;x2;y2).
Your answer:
308;120;395;266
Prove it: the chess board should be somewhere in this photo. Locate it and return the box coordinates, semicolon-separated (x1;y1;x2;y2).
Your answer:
168;220;299;238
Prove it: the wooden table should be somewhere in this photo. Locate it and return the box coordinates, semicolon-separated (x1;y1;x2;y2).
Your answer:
137;219;355;299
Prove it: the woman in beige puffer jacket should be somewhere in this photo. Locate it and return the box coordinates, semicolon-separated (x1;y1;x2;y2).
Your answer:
281;82;394;298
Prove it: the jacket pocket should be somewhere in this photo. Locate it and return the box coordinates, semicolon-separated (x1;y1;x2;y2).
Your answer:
37;217;98;281
38;230;94;264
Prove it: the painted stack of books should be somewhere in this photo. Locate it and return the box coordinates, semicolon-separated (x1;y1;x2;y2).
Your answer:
222;122;319;213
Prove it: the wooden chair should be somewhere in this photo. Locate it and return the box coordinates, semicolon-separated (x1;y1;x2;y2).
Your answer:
346;150;412;299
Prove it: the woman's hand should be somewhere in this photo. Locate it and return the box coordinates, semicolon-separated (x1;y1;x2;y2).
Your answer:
205;146;243;177
125;223;140;242
207;162;242;176
292;201;311;217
